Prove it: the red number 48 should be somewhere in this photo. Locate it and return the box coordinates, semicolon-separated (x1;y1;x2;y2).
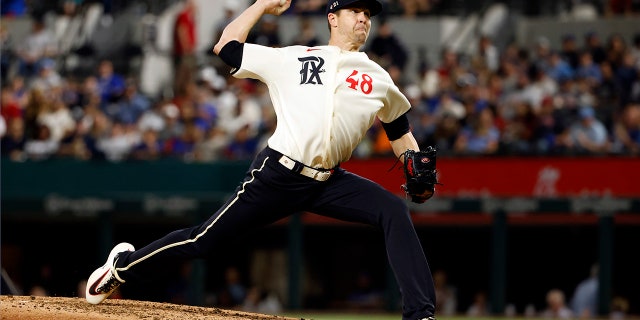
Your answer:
345;70;373;94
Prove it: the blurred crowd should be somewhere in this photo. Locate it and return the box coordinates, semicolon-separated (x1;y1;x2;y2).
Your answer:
1;0;640;164
400;31;640;157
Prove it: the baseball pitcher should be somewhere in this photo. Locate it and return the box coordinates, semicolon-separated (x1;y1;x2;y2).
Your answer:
86;1;439;319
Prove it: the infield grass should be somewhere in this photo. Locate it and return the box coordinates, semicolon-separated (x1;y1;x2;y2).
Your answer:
285;312;630;320
286;313;504;320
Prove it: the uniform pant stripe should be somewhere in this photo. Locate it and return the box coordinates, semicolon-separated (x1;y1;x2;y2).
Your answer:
114;157;269;274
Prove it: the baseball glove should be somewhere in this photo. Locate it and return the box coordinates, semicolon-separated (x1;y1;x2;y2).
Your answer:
401;147;439;203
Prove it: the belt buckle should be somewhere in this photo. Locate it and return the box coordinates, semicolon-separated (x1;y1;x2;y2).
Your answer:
314;169;331;182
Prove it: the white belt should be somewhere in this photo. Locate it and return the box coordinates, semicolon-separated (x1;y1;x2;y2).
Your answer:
278;155;333;182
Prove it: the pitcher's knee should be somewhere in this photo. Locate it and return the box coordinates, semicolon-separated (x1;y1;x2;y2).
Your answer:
379;196;411;225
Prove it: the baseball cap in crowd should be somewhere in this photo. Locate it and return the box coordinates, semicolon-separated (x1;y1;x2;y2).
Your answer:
326;0;383;16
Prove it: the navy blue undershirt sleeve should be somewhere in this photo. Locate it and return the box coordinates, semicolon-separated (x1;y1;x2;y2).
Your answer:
218;40;244;70
381;113;410;141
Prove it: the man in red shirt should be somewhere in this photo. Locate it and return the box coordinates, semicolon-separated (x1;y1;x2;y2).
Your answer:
173;0;198;103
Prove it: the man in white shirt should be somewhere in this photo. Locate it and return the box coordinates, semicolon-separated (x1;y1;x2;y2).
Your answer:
86;1;437;319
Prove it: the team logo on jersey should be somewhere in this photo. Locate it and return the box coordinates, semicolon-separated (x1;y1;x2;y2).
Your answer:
298;56;325;85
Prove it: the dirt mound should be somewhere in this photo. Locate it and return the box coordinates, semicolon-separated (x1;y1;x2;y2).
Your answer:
0;295;300;320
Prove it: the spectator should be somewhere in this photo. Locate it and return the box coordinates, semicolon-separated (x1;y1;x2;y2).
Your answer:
3;16;640;163
225;124;259;161
198;66;227;94
138;100;169;134
473;35;500;73
157;102;183;141
1;85;23;122
193;85;219;132
433;92;466;120
367;19;409;83
56;132;91;160
541;288;573;319
576;51;603;86
249;15;282;48
78;76;101;109
1;117;26;161
433;269;457;316
172;79;198;116
289;16;321;47
96;122;138;162
631;33;640;70
532;36;553;72
218;81;262;139
595;61;621;109
195;126;228;162
454;107;500;154
615;50;639;107
29;58;63;92
606;33;627;70
241;286;283;315
173;0;197;69
406;84;437;146
610;296;629;319
23;88;49;140
9;76;29;110
164;121;203;161
173;0;198;97
501;100;536;154
418;59;440;99
466;291;490;317
37;99;75;143
584;32;607;65
532;96;572;154
560;34;580;70
546;51;574;83
79;103;111;160
96;60;126;105
570;264;599;319
130;129;163;161
569;106;610;153
613;103;640;154
345;271;385;311
179;100;208;133
113;79;151;125
428;113;460;154
213;0;241;45
14;15;58;79
1;21;13;84
217;266;247;308
366;19;409;71
23;124;59;160
436;48;461;91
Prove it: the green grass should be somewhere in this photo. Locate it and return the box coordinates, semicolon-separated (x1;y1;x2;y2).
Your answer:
284;313;503;320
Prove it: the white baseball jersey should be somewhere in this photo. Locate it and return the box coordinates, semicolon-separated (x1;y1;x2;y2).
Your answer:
234;44;411;169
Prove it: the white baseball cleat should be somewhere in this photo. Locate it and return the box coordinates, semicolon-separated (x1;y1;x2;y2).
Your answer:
85;242;134;304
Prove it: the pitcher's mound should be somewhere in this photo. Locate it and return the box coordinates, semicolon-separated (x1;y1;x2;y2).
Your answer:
0;295;299;320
